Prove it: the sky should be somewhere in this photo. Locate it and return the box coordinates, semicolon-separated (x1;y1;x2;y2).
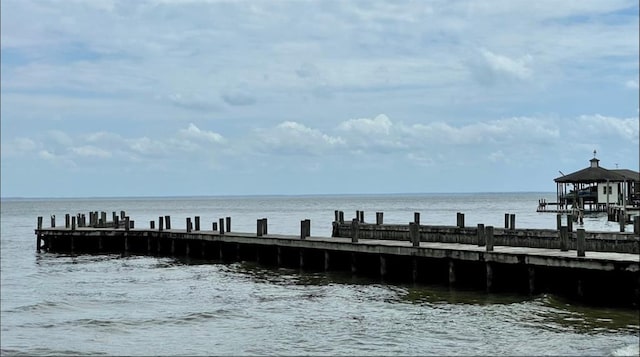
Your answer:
1;0;639;198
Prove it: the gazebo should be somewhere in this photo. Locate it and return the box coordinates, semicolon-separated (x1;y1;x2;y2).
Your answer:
553;151;640;212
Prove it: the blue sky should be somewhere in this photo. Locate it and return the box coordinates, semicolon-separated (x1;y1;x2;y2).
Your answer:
1;0;638;198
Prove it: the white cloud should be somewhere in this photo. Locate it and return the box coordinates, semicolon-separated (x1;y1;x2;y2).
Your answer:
255;121;345;155
179;123;225;143
70;145;112;158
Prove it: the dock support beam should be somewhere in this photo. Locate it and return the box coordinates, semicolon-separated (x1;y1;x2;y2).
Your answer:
528;266;535;295
577;229;586;257
351;253;357;274
351;219;359;243
277;247;281;266
476;224;485;246
486;262;493;292
485;226;494;251
299;249;304;269
379;255;387;279
412;257;418;283
410;222;420;247
560;226;569;251
448;260;456;286
324;251;330;271
37;217;43;252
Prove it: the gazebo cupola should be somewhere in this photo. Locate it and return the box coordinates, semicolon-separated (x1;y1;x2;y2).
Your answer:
590;150;599;168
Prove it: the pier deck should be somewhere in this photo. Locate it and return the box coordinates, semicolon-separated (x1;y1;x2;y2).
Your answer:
35;216;639;308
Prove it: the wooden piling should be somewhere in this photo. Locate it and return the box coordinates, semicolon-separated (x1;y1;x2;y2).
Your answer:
412;257;418;283
324;251;330;271
300;220;306;240
528;266;536;295
195;216;200;231
376;212;383;225
37;217;43;251
219;218;225;235
619;211;625;232
485;226;494;251
567;215;573;232
351;219;359;243
577;229;586;257
457;212;465;228
634;216;640;235
509;214;515;230
171;239;175;255
262;218;268;235
120;211;126;219
560;226;569;251
226;217;231;232
65;214;70;228
186;218;192;233
504;213;509;229
414;212;420;224
486;262;493;292
379;255;387;278
159;216;164;231
448;260;456;286
257;219;263;236
556;214;562;231
358;210;364;223
339;211;344;224
334;210;339;223
165;216;171;230
476;224;485;247
212;222;218;231
150;221;155;229
299;249;304;268
410;222;420;247
124;217;130;232
71;216;76;231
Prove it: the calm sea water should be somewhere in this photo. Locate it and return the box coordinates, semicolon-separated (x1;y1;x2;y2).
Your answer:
1;192;638;356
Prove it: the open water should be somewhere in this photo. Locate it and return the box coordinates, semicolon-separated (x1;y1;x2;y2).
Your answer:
1;192;638;356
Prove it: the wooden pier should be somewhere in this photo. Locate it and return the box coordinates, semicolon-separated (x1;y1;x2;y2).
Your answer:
35;210;640;308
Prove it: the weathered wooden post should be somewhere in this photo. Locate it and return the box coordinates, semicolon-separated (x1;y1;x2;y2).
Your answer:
339;211;344;224
305;219;311;237
509;214;515;230
101;212;107;227
448;260;456;286
195;216;200;231
262;218;268;235
212;222;218;231
71;216;76;231
528;266;536;295
351;219;359;243
112;211;117;225
165;216;171;230
124;216;130;232
150;220;155;229
81;214;86;227
376;212;383;225
300;220;307;240
114;215;119;228
219;218;225;235
324;251;330;271
410;222;420;247
560;226;569;251
477;223;485;246
457;212;465;228
257;219;264;237
485;226;494;252
120;211;126;219
50;214;56;228
37;216;43;251
414;212;420;224
577;228;586;257
65;214;70;228
379;255;387;278
619;210;625;232
359;210;364;223
634;216;640;235
504;213;509;229
556;214;562;231
226;217;231;232
158;216;164;231
567;215;573;232
485;262;493;292
186;218;192;233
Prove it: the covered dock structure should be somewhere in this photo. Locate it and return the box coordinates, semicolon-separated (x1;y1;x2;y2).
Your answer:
538;152;640;213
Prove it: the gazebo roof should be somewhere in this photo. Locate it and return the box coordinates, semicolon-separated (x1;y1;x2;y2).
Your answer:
554;166;627;183
554;155;639;183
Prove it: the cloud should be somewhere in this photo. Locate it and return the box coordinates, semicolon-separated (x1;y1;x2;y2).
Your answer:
469;49;534;85
254;121;345;156
1;137;39;157
70;145;112;158
178;123;225;143
626;79;639;89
